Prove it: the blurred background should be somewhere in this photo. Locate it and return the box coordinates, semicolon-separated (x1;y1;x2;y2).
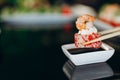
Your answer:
0;0;120;80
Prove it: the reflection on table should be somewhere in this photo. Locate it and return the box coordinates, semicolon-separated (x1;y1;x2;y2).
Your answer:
63;60;114;80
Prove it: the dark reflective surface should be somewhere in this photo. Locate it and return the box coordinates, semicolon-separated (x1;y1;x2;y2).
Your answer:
0;22;120;80
0;22;74;80
63;60;114;80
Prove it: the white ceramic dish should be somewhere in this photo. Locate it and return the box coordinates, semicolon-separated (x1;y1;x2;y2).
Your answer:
94;19;114;31
61;43;115;66
1;13;74;26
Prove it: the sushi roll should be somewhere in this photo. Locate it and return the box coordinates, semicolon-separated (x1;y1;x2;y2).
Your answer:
74;14;102;48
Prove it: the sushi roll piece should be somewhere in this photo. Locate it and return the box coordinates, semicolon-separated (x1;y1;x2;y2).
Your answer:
74;14;102;48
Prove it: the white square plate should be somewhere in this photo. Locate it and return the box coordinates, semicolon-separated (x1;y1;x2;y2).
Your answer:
61;43;115;66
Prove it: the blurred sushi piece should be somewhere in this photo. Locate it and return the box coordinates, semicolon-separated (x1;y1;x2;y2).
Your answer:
99;3;120;27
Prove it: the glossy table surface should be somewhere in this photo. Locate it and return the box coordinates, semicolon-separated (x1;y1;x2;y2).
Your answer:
0;22;120;80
